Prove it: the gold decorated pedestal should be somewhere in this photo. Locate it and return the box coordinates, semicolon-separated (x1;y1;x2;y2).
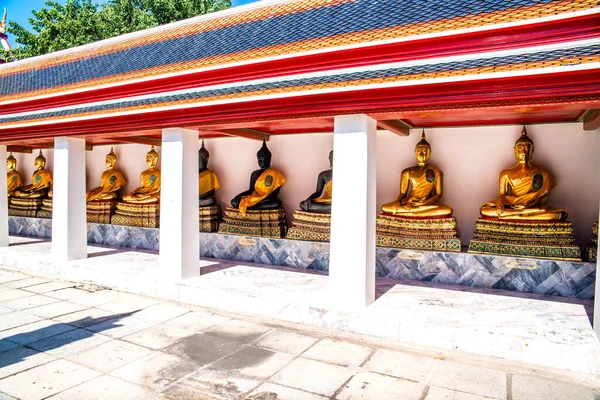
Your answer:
376;214;461;252
112;202;160;228
218;207;287;238
585;221;598;262
199;205;221;232
287;210;330;242
468;218;581;261
8;198;45;218
36;199;53;219
87;200;117;224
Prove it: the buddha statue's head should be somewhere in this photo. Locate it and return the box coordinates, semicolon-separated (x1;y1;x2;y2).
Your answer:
257;139;271;169
198;140;209;171
328;150;333;168
34;150;46;170
6;152;16;171
514;127;534;165
414;130;431;167
146;146;159;168
105;147;117;169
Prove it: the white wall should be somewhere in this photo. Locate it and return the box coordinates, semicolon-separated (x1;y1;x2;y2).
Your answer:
11;123;599;247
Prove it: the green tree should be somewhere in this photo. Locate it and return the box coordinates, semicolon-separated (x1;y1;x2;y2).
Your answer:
1;0;231;61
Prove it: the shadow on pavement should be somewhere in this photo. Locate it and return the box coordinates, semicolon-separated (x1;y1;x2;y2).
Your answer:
0;310;139;369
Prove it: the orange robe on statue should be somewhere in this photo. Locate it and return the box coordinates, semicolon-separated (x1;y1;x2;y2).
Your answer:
238;168;286;215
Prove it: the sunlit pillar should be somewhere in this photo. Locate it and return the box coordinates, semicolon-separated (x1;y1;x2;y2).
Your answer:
0;145;8;247
329;114;377;311
159;128;199;280
52;137;87;261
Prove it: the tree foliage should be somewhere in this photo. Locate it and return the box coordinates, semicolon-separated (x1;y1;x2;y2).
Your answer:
1;0;231;61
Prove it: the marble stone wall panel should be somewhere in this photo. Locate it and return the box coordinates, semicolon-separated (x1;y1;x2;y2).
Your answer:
9;217;595;298
8;217;52;238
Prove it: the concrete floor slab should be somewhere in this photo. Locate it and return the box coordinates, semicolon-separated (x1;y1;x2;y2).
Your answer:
303;339;373;367
212;346;294;379
0;359;100;399
65;339;153;373
28;329;113;358
425;386;495;400
511;375;600;400
25;301;90;319
269;357;353;397
0;319;77;345
363;348;437;382
248;382;328;400
0;346;56;380
429;360;507;399
254;329;319;356
110;352;202;391
1;294;61;311
47;375;157;400
337;371;426;400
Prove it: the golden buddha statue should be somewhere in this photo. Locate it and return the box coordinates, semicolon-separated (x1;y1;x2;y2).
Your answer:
480;127;566;221
86;147;127;202
231;140;286;216
198;141;220;207
300;150;333;213
13;150;52;199
381;132;453;217
122;146;161;204
6;153;23;197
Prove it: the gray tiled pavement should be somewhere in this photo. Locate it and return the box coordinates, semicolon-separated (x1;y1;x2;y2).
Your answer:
0;269;599;400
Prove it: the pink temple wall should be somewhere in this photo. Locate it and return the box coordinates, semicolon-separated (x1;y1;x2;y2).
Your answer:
10;123;600;247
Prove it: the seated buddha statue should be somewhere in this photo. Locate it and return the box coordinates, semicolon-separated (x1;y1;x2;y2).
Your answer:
13;150;52;199
6;153;23;197
300;150;333;213
86;147;127;202
480;127;566;220
198;141;220;207
231;140;286;215
381;132;453;217
122;146;161;204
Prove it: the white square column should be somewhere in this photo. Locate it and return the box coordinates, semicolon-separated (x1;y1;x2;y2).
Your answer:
52;137;87;261
159;128;199;280
329;114;377;311
0;145;8;247
594;201;600;338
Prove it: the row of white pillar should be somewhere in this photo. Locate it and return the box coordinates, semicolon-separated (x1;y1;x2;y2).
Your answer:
0;115;379;312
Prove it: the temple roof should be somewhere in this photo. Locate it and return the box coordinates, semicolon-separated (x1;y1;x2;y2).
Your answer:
0;0;598;148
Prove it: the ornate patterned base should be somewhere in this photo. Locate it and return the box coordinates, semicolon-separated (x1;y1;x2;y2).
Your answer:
468;218;581;261
36;199;53;219
287;210;330;242
8;198;45;218
218;207;287;238
112;202;160;228
585;221;598;262
87;200;117;224
376;214;461;252
199;205;221;232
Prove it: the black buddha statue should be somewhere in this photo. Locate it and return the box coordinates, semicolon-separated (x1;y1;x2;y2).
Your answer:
300;150;333;213
198;141;220;207
231;139;286;215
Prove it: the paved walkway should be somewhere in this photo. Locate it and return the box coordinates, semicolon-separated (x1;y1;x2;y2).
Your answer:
0;269;599;400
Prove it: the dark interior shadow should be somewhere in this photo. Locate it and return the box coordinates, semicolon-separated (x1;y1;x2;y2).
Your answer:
0;310;140;369
86;248;128;258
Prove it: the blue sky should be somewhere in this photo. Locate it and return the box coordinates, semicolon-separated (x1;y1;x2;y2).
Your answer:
2;0;259;32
